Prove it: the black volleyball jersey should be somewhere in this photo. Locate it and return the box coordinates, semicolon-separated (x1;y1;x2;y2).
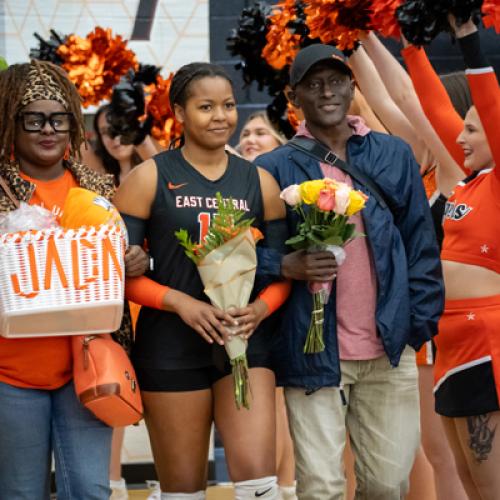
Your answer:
132;148;267;370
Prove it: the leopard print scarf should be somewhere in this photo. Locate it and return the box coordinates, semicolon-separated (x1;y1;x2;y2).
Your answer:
20;61;68;109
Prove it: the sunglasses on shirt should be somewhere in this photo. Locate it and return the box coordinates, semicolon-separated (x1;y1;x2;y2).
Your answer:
17;112;75;133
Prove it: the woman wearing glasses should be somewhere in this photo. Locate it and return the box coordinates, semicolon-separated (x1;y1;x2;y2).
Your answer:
0;60;142;500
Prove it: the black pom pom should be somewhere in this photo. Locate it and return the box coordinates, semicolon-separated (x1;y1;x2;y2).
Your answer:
107;77;147;145
267;93;296;139
449;0;483;27
29;29;68;64
107;64;162;146
133;64;162;86
226;1;290;96
396;0;483;46
288;0;322;48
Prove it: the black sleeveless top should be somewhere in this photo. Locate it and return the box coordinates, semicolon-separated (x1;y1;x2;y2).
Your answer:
132;149;268;370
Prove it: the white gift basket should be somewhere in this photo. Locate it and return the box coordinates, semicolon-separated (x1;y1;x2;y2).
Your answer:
0;224;125;338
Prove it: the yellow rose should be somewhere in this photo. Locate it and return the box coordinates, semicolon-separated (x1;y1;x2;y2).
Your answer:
346;190;368;216
300;180;325;205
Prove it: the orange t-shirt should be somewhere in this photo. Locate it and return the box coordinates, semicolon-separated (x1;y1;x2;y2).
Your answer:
0;169;79;389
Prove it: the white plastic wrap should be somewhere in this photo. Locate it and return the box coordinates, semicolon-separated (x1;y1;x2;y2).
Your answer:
0;202;57;233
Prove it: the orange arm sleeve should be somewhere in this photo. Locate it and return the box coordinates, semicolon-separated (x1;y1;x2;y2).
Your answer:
125;276;169;310
402;45;467;171
467;69;500;183
258;280;291;315
125;276;291;315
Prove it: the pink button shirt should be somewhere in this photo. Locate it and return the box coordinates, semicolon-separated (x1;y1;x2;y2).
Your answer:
297;118;385;360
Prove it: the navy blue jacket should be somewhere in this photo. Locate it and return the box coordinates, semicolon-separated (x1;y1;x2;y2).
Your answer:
256;131;444;389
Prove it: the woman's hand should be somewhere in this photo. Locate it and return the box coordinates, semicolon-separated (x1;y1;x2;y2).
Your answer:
226;299;269;341
172;294;237;346
124;245;149;277
448;14;477;38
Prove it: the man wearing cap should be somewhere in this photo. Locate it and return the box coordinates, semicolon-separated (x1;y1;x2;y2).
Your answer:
256;44;444;499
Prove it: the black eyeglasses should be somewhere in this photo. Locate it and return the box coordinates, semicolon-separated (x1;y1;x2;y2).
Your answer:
18;112;74;133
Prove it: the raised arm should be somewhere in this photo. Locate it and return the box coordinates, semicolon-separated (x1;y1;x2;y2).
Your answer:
454;19;500;181
350;86;388;134
349;43;428;163
362;31;466;196
399;43;465;168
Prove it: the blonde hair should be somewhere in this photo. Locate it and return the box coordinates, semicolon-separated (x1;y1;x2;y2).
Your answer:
240;110;287;146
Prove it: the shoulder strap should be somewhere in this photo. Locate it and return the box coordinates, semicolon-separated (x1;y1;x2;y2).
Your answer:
289;136;389;210
0;174;20;209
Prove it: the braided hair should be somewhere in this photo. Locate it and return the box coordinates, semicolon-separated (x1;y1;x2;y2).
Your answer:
0;60;85;163
168;62;233;148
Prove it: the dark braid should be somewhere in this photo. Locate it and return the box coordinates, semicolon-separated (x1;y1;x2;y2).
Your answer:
168;62;233;149
0;60;85;163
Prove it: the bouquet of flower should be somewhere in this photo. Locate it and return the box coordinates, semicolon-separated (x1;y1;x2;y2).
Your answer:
175;193;263;409
280;178;368;353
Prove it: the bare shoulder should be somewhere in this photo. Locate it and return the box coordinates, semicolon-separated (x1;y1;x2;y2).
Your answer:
113;159;158;218
257;167;285;221
257;166;278;189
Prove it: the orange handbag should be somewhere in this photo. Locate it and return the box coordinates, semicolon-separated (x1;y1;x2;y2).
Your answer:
72;334;143;427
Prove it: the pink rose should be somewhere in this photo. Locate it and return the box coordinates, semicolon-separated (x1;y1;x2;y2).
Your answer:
280;184;301;206
317;189;336;211
334;184;351;215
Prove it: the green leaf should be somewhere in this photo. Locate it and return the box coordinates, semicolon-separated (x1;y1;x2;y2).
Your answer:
323;235;343;246
0;57;7;71
175;192;258;263
285;234;307;247
284;203;368;251
343;224;356;242
306;233;325;245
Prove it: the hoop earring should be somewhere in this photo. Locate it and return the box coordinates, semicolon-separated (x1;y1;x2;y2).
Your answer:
63;145;70;161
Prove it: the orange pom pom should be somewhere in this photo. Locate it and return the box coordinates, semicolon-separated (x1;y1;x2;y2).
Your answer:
57;27;137;107
482;0;500;34
287;101;300;131
145;73;183;148
304;0;372;50
262;0;302;70
370;0;402;39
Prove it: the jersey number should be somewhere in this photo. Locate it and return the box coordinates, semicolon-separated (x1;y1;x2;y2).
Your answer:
198;212;211;241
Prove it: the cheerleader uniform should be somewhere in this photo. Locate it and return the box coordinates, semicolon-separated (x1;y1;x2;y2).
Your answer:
433;61;500;416
404;36;500;414
131;149;276;391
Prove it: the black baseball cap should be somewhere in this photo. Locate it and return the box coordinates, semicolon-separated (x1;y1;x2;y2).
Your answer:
289;44;352;87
